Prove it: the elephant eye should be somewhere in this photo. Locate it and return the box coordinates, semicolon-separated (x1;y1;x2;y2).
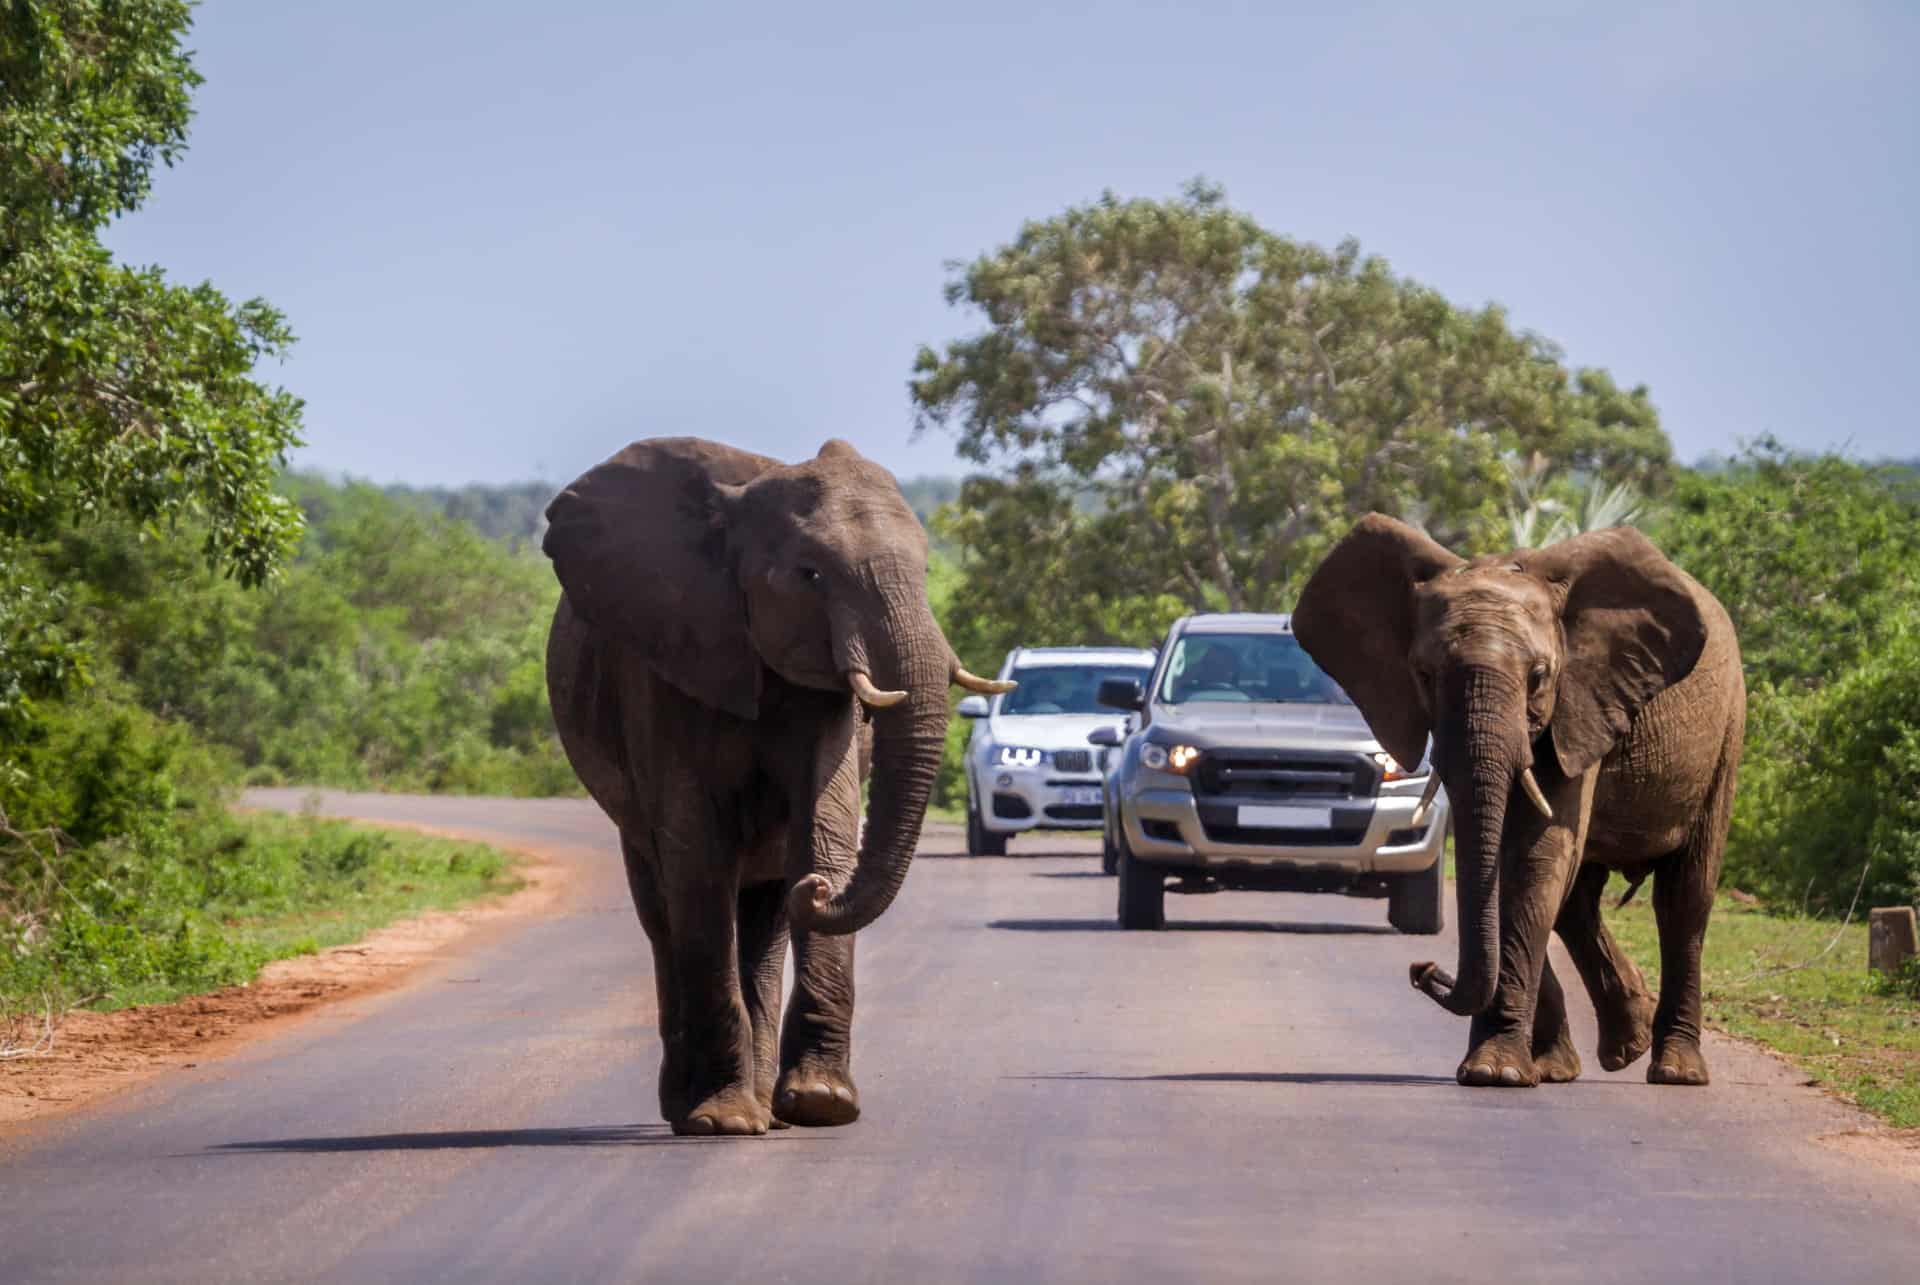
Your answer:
1529;662;1549;692
796;565;823;586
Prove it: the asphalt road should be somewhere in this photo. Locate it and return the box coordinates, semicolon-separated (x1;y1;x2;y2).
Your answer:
2;791;1915;1283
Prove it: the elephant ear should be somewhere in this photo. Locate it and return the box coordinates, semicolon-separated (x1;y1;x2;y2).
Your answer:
1293;513;1464;770
543;437;777;720
1524;527;1708;778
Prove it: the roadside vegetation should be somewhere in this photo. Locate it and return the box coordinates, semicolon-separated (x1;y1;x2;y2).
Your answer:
0;4;530;1020
1606;900;1920;1129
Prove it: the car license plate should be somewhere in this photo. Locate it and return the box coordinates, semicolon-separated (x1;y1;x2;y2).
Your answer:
1238;804;1332;829
1060;787;1103;806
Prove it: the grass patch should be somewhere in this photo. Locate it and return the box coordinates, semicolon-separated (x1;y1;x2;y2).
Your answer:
1604;895;1920;1128
2;810;519;1013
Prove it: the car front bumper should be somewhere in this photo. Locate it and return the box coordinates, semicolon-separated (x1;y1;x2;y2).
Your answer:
1119;781;1448;874
976;764;1108;834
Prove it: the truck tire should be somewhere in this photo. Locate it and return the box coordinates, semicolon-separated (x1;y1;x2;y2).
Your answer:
1388;853;1445;935
1116;831;1165;930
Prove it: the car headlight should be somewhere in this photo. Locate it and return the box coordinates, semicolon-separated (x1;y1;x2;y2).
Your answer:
1141;743;1201;774
995;745;1044;768
1371;750;1426;781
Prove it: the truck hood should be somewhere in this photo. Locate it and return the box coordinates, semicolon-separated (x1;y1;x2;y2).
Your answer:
1145;702;1381;753
986;712;1130;752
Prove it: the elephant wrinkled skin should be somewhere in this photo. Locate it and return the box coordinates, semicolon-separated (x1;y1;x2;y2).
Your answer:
542;437;1006;1135
1294;515;1745;1090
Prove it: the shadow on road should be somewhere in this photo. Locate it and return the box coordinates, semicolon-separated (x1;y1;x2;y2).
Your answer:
988;917;1398;935
201;1124;808;1154
1029;871;1110;880
1023;1071;1456;1087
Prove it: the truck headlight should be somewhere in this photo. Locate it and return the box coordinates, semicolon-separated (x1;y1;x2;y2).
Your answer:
1141;743;1201;774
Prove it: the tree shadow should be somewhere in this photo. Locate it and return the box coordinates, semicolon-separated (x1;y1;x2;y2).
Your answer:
988;917;1398;935
201;1123;819;1154
1022;1071;1456;1087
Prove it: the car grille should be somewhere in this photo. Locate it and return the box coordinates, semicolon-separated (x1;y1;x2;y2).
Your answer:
1199;822;1369;847
1195;750;1373;800
1043;803;1104;822
1051;749;1093;774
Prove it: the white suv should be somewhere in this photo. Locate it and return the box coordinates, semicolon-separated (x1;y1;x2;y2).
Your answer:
957;646;1157;856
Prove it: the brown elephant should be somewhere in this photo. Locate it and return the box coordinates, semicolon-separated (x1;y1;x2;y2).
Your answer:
542;437;1010;1135
1293;515;1744;1089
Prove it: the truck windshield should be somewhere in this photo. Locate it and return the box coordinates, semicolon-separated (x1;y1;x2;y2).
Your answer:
1001;664;1154;715
1157;633;1352;705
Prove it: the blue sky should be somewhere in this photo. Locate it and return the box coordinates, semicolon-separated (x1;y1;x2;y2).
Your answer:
109;1;1918;485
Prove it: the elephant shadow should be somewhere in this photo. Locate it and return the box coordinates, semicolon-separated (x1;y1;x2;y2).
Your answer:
199;1123;829;1155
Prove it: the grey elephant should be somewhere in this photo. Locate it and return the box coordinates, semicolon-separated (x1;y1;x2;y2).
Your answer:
1294;515;1744;1089
542;437;1010;1135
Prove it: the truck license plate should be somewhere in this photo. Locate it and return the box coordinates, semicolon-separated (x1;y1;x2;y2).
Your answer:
1238;804;1332;829
1060;787;1103;806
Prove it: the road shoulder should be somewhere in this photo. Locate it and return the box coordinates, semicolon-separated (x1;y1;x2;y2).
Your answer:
0;823;570;1141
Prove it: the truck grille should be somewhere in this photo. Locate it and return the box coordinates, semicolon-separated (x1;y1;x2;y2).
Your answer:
1051;749;1093;774
1195;750;1374;800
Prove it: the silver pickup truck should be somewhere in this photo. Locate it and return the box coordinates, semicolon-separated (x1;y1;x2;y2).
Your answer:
1093;612;1448;932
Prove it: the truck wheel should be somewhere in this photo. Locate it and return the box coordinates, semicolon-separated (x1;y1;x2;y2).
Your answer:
966;791;1007;857
1388;853;1445;935
1116;832;1164;930
1100;832;1118;876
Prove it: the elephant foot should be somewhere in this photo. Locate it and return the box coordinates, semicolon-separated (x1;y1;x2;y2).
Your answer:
1596;993;1656;1072
1647;1038;1711;1086
774;1065;861;1127
675;1086;772;1136
1532;1029;1583;1084
1457;1033;1541;1088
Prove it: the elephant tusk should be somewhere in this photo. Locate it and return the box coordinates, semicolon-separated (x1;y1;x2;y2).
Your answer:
1409;772;1443;829
951;664;1016;695
1519;767;1554;820
848;670;908;709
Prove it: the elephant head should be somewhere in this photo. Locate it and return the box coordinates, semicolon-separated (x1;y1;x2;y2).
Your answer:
542;437;1009;936
1293;514;1706;1016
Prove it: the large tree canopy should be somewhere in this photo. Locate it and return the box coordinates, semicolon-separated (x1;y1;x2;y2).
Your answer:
912;182;1669;657
1;1;304;739
1;0;304;582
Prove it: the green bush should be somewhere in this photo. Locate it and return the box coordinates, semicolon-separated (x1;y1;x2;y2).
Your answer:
1;810;511;1009
1723;605;1920;912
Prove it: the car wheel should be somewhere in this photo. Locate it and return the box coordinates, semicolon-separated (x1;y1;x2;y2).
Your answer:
1115;829;1164;930
1100;831;1118;876
1388;853;1445;935
966;788;1008;857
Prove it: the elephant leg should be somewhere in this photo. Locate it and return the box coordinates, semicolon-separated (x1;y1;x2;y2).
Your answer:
1554;862;1655;1072
1459;771;1589;1088
736;878;790;1127
620;831;687;1124
1530;958;1581;1083
655;827;769;1136
776;928;859;1126
1647;734;1737;1087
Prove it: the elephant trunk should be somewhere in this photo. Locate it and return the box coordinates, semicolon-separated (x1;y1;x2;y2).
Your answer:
788;587;951;936
1411;669;1522;1017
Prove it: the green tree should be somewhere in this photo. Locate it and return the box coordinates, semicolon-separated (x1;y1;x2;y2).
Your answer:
1;1;303;750
1651;440;1920;691
912;181;1669;662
